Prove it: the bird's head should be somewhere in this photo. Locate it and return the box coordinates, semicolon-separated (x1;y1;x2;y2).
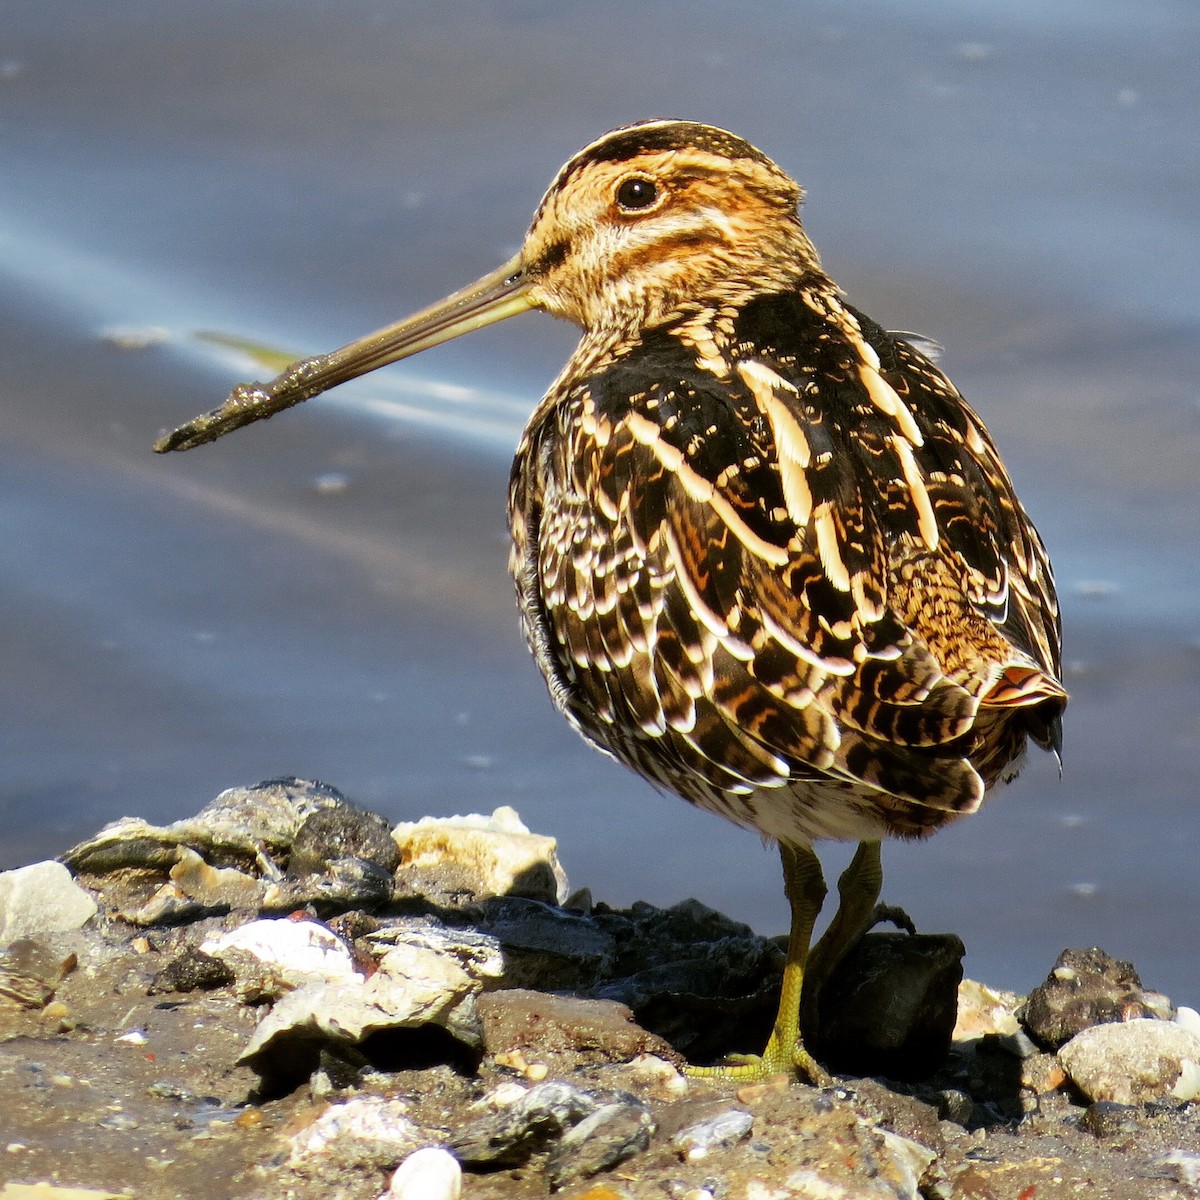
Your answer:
518;120;820;331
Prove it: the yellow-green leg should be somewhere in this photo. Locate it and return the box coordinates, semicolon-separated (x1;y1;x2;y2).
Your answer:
687;841;831;1084
801;840;883;1037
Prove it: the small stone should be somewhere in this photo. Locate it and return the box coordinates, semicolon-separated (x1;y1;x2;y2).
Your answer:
546;1100;654;1188
0;861;97;944
366;922;505;985
1176;1006;1200;1036
287;1096;421;1169
150;947;235;995
1058;1019;1200;1105
97;1111;139;1131
1023;947;1158;1049
935;1089;974;1126
393;806;568;905
1081;1101;1143;1138
670;1108;753;1160
385;1146;461;1200
953;979;1021;1040
1019;1052;1067;1095
611;1053;689;1099
879;1128;937;1197
450;1079;606;1167
289;804;401;877
994;1028;1039;1059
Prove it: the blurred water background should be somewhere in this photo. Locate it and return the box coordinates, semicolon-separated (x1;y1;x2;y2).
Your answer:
1;0;1197;1001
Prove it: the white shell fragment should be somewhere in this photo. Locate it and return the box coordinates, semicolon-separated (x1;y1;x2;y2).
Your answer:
1058;1019;1200;1105
393;806;569;904
0;861;97;945
671;1108;754;1160
287;1095;420;1168
384;1146;462;1200
240;941;478;1064
201;918;363;989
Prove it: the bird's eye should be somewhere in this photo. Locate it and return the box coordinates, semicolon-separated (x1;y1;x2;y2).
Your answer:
615;176;659;211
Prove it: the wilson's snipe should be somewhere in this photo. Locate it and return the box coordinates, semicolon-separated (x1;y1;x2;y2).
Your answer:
157;120;1067;1083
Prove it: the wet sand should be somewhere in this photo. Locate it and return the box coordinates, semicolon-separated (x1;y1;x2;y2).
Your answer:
1;0;1198;1001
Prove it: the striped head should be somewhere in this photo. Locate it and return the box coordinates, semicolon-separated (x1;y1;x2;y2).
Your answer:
520;120;823;331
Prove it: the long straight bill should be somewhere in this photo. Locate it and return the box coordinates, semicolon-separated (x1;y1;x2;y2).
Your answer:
155;255;532;452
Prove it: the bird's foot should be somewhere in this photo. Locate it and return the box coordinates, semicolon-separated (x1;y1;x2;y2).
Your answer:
684;1036;832;1087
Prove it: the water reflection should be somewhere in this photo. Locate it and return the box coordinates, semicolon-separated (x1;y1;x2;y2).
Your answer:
0;0;1196;1002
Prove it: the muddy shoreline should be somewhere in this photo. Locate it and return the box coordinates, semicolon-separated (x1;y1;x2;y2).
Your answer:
3;780;1199;1199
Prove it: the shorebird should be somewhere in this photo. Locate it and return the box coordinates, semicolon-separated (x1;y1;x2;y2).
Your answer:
157;120;1067;1083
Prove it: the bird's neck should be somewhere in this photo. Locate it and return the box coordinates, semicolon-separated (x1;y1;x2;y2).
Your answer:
567;266;838;383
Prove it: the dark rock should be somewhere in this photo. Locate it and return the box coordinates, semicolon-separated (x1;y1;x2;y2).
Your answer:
935;1088;975;1126
815;930;965;1080
151;947;235;994
1082;1100;1144;1139
287;805;401;878
591;898;781;1060
477;989;679;1068
546;1099;654;1188
269;856;396;914
449;1079;606;1167
1022;947;1160;1050
477;896;616;990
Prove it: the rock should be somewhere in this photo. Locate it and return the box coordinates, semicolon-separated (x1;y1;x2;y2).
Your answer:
0;940;77;1010
240;941;480;1090
816;930;965;1079
1161;1150;1200;1189
878;1127;938;1197
1020;1051;1068;1095
286;1095;422;1170
479;896;616;990
449;1079;613;1167
393;806;568;905
385;1146;461;1200
1081;1100;1144;1138
149;947;235;994
669;1107;754;1160
953;978;1022;1040
289;804;401;877
0;862;97;945
1058;1019;1200;1105
546;1098;654;1188
1176;1006;1200;1037
62;778;402;920
478;989;678;1070
589;898;780;1060
1023;947;1161;1049
64;777;353;875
